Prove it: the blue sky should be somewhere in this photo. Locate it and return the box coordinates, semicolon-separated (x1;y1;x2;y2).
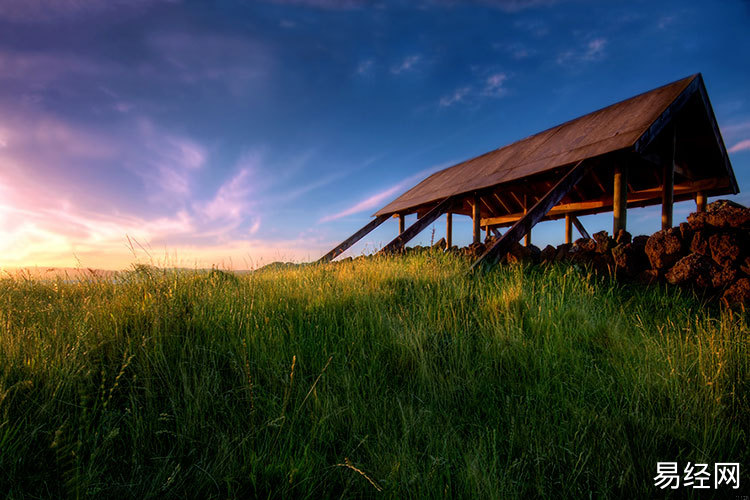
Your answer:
0;0;748;269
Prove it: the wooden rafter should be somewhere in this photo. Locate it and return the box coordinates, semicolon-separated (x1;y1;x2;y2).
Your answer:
471;160;590;270
571;215;590;240
493;193;512;214
590;169;607;194
319;214;390;262
479;177;728;227
379;197;456;255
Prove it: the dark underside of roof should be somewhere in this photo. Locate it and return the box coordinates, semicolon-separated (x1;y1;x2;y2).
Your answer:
373;73;738;224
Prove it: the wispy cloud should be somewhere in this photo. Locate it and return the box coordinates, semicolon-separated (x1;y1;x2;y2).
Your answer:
728;139;750;153
494;41;536;59
479;0;559;11
722;120;750;140
319;183;403;222
657;15;675;30
262;0;366;9
391;55;421;75
0;0;162;23
556;37;607;66
356;58;374;75
148;32;273;96
129;119;207;203
482;72;508;97
439;72;509;107
427;0;560;12
513;18;549;37
439;86;472;107
196;167;253;223
319;163;449;222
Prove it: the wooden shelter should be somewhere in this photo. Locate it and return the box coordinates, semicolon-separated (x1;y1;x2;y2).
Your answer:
320;74;738;268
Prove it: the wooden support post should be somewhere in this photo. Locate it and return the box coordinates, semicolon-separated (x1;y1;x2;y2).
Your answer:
398;214;405;235
571;215;590;240
471;160;590;270
485;226;492;242
446;212;452;249
564;214;572;244
696;191;706;213
472;194;481;244
380;197;455;255
318;214;390;262
523;195;530;247
662;127;675;229
613;165;627;234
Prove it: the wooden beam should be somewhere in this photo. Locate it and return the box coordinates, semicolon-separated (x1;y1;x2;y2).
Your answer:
571;216;590;240
482;194;504;216
565;214;572;244
471;160;590;270
493;193;512;214
694;74;739;194
472;194;481;244
398;214;405;234
613;165;627;233
318;214;390;262
590;169;607;194
479;177;728;227
634;75;699;154
572;183;586;202
379;197;455;255
662;127;675;229
446;212;453;248
509;191;525;211
523;194;530;247
696;191;706;213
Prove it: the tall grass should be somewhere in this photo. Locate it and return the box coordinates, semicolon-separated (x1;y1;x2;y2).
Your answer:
0;252;747;498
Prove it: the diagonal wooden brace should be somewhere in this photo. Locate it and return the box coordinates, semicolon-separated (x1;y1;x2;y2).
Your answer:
379;196;456;255
471;160;591;270
571;215;590;240
318;214;390;263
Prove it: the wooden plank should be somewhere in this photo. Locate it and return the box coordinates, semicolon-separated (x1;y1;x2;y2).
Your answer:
379;197;455;255
694;74;739;194
590;169;607;194
613;165;627;233
523;194;530;247
318;215;390;262
482;194;504;216
472;194;481;244
571;215;590;239
398;214;405;235
510;191;524;211
479;177;728;227
634;75;699;154
696;192;706;213
662;126;675;229
565;214;572;244
446;212;453;248
471;160;590;270
493;193;512;214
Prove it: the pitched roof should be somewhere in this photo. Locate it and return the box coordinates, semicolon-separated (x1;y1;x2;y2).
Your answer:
375;74;732;217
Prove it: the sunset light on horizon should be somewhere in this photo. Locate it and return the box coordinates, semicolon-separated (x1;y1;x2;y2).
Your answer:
1;0;749;270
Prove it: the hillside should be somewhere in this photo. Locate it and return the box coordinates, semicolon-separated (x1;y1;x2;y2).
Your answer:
0;253;747;498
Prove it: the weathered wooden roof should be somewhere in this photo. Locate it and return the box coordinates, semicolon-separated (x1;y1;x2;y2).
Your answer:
375;74;736;217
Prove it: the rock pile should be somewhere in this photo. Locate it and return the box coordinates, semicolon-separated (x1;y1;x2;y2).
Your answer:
455;200;749;308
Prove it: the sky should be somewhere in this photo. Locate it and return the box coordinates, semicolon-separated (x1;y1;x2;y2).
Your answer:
0;0;749;270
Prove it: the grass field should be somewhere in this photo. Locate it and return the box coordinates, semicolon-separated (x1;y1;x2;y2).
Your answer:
0;251;747;498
